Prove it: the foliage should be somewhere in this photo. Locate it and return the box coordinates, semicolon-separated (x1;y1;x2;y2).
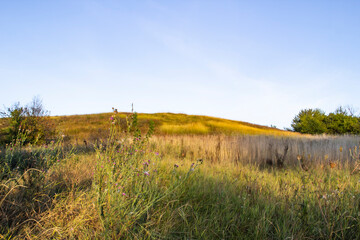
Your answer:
291;108;328;134
326;107;360;134
292;106;360;135
0;97;55;145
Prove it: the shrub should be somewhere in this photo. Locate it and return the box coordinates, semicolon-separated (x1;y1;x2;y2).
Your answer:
291;106;360;135
325;107;360;134
0;96;55;145
291;108;327;134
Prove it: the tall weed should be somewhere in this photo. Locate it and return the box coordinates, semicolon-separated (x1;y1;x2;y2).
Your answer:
94;110;201;238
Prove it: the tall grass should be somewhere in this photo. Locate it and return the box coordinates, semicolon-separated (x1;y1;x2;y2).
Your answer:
91;111;203;238
0;135;74;238
13;156;360;239
151;135;360;168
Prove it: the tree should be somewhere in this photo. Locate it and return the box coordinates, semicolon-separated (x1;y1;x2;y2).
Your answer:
0;96;55;144
325;107;360;134
291;108;327;134
291;106;360;135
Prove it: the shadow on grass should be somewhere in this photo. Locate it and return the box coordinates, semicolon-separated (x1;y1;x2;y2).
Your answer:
0;158;94;238
1;159;359;239
135;166;360;240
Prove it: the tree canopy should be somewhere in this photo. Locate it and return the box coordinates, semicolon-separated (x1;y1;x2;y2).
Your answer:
291;106;360;135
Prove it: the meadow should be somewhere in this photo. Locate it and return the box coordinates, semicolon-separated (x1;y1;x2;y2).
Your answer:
0;112;359;239
50;112;299;143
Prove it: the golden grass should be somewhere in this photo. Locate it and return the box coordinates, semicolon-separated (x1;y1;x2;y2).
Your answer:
151;134;360;167
205;120;296;136
40;112;300;142
160;122;209;134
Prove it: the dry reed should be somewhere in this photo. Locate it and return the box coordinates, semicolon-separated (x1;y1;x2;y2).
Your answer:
150;134;360;168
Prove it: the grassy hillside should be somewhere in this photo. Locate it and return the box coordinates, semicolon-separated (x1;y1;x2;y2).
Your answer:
1;115;359;239
50;112;299;142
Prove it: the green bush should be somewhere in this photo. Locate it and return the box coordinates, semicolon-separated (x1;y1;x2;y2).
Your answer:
291;106;360;135
291;108;328;134
0;97;55;145
325;107;360;134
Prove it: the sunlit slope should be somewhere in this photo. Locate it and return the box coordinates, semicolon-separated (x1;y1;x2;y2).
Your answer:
50;112;299;140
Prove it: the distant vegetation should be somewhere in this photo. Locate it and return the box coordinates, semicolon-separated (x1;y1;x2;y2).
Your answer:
291;106;360;135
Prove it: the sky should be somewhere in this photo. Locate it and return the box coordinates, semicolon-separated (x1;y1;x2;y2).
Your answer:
1;0;360;129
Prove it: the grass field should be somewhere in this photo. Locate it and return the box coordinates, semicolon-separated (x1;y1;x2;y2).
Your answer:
0;112;359;239
47;112;299;143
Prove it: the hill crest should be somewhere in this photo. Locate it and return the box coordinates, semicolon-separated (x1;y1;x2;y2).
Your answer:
50;112;299;141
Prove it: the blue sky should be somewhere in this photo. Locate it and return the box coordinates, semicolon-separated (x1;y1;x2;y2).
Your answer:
1;1;360;129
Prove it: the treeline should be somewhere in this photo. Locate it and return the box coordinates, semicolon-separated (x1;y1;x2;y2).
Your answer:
291;106;360;134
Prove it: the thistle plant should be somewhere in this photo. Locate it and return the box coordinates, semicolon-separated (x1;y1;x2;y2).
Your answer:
94;109;201;238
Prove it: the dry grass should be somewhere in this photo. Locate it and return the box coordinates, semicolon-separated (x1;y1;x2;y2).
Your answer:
20;191;100;239
150;134;360;168
160;122;209;134
206;120;295;136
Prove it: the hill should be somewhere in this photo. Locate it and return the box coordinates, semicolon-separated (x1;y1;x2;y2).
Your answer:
50;112;299;142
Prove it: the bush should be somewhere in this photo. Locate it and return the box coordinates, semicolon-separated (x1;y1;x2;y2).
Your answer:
0;96;55;144
291;108;327;134
291;106;360;135
325;107;360;134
